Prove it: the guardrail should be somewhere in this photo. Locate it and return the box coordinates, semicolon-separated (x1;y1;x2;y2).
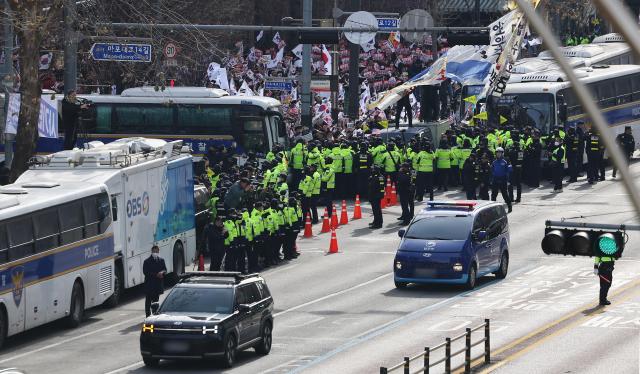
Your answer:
380;319;490;374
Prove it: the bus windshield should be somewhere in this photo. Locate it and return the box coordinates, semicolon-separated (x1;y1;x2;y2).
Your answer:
496;93;555;133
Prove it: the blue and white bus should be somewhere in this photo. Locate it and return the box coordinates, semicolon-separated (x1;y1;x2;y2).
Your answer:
0;182;115;347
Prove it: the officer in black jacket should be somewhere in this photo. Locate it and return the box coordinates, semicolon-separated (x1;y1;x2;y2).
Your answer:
204;216;227;271
368;166;385;229
356;144;372;199
585;128;604;184
143;245;167;317
462;153;478;200
396;163;415;225
612;126;636;179
565;127;581;183
507;136;525;203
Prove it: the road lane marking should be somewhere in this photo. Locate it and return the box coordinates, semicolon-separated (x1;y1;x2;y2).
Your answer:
0;316;143;364
104;361;143;374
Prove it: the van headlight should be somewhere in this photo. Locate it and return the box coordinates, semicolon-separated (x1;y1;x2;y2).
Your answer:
142;324;154;333
452;263;464;272
395;261;402;270
202;325;219;335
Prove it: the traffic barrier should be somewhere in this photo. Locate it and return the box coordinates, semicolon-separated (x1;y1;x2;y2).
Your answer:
321;209;331;233
352;195;362;220
331;204;339;229
339;200;349;225
303;213;313;238
329;228;339;253
390;183;398;206
198;253;205;271
379;319;491;374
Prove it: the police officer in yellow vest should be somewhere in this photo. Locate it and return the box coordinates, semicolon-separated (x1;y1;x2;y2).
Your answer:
356;145;372;198
550;135;565;192
298;166;314;223
321;156;336;218
310;164;322;224
414;142;435;201
289;139;306;189
594;255;614;306
283;198;301;260
436;139;453;191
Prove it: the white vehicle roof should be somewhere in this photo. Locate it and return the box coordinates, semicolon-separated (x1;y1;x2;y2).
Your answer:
0;181;106;221
504;64;640;95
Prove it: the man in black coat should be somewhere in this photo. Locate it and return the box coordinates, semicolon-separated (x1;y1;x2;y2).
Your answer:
61;90;89;150
368;166;385;229
204;217;227;271
143;245;167;317
396;163;415;225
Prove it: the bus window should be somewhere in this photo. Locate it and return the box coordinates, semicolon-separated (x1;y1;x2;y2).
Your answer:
241;120;267;153
83;196;100;237
176;105;233;135
631;74;640;101
8;216;35;261
112;104;173;134
97;193;112;234
95;104;113;133
59;201;84;245
616;77;632;104
0;225;8;264
34;209;60;253
598;80;616;108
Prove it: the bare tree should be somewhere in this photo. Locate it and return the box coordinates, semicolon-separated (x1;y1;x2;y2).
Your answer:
7;0;63;181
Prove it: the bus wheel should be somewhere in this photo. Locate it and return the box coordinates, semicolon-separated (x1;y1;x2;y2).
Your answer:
105;262;123;308
171;242;185;284
66;281;85;328
0;306;7;349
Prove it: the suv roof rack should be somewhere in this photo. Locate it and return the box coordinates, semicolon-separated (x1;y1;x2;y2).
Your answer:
179;271;260;284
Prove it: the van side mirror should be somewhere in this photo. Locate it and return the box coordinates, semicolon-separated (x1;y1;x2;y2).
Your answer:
150;302;160;315
398;229;406;238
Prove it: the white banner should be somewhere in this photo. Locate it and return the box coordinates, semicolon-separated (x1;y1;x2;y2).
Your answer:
5;94;59;138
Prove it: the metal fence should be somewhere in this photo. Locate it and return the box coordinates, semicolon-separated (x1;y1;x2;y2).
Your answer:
380;319;490;374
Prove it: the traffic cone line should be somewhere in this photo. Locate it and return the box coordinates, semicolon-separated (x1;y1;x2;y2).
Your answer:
321;209;331;233
329;228;339;254
352;194;362;220
339;200;349;225
303;212;313;238
390;183;398;206
331;204;339;229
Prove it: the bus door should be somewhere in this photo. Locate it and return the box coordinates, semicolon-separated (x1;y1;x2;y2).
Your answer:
269;114;288;149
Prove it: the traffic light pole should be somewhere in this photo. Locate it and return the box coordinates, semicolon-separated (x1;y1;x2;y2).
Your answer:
546;221;640;232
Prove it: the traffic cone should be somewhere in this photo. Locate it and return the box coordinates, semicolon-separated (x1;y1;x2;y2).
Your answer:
381;197;387;209
390;183;398;206
352;194;362;220
321;209;331;233
303;213;313;238
329;228;339;254
331;204;339;229
198;253;205;271
385;176;393;198
339;200;349;225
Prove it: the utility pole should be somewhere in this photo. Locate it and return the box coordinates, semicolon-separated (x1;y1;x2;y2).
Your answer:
63;0;77;92
301;0;312;130
2;0;13;170
347;0;361;121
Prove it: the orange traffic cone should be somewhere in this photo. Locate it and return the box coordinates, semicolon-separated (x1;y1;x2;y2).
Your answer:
198;253;205;271
329;228;339;253
390;183;398;206
352;194;362;220
385;175;393;197
381;197;387;209
339;200;349;225
331;204;339;229
303;212;313;238
321;209;331;233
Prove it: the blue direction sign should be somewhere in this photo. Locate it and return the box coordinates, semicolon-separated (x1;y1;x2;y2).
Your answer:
377;17;399;32
264;81;293;92
90;43;152;63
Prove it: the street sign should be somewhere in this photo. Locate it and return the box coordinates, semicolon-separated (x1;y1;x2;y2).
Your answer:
344;11;378;46
163;58;178;67
90;43;152;63
400;9;434;43
264;80;293;92
377;17;399;33
164;42;178;58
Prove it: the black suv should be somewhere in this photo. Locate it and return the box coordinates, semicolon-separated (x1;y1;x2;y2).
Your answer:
140;272;274;368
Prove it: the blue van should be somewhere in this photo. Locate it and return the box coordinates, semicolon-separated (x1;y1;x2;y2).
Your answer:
394;201;510;290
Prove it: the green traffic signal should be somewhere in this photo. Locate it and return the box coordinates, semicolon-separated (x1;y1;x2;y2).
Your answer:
542;227;625;258
598;233;620;256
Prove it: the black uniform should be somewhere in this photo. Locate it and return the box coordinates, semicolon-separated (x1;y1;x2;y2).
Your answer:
612;131;635;178
395;92;412;129
356;151;372;198
586;131;604;183
142;254;167;317
507;143;525;202
396;169;415;225
478;159;491;200
524;138;542;187
596;258;615;305
550;143;565;191
368;170;386;228
462;157;478;200
61;98;83;150
565;130;581;182
203;222;226;271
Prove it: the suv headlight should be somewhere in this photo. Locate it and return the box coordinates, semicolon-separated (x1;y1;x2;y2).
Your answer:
395;261;402;270
142;323;154;333
202;325;219;335
452;263;464;272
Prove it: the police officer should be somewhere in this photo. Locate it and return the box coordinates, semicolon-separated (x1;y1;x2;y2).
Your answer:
368;166;385;229
223;210;239;271
299;167;314;223
282;198;300;260
289;139;306;189
594;254;615;306
507;138;525;203
310;164;321;224
321;156;336;218
550;135;565;192
586;127;604;184
612;126;635;179
478;154;491;200
436;139;453;191
414;142;435;201
382;143;400;184
491;147;513;212
565;127;581;183
524;133;542;188
356;144;372;198
462;152;478;200
204;216;226;271
396;163;415;225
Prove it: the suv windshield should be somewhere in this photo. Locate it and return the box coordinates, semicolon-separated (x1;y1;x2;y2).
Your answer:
160;287;233;314
405;216;473;241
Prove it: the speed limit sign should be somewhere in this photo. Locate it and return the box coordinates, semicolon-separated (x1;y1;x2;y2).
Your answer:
164;43;178;59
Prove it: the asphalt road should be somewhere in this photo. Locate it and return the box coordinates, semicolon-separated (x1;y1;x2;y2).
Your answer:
2;164;640;374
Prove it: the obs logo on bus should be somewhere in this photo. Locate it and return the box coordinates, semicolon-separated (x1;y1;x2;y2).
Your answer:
127;192;150;218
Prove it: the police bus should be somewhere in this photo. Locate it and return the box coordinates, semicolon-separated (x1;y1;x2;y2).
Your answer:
0;181;115;348
31;87;288;157
16;137;197;306
459;34;635;120
496;64;640;144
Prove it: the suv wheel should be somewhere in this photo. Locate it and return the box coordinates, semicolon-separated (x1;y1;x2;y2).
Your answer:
222;334;237;368
495;252;509;279
465;264;477;290
255;322;273;355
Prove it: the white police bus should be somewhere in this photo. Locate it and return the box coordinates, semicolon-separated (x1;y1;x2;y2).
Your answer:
17;138;197;306
0;181;115;348
497;64;640;143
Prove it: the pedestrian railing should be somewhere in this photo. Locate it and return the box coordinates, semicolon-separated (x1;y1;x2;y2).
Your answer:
380;319;490;374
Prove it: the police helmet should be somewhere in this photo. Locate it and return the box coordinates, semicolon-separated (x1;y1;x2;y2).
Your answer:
496;147;504;153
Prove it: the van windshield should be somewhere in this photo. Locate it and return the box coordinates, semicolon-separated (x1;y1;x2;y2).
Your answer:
404;216;473;241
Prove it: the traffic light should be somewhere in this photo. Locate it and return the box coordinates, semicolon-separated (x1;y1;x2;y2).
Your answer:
541;226;626;258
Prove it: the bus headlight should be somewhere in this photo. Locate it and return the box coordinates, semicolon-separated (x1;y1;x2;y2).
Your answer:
452;263;464;272
395;261;402;270
142;324;154;333
202;325;219;335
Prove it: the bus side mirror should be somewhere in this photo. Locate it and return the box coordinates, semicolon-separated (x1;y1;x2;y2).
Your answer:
150;302;160;315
